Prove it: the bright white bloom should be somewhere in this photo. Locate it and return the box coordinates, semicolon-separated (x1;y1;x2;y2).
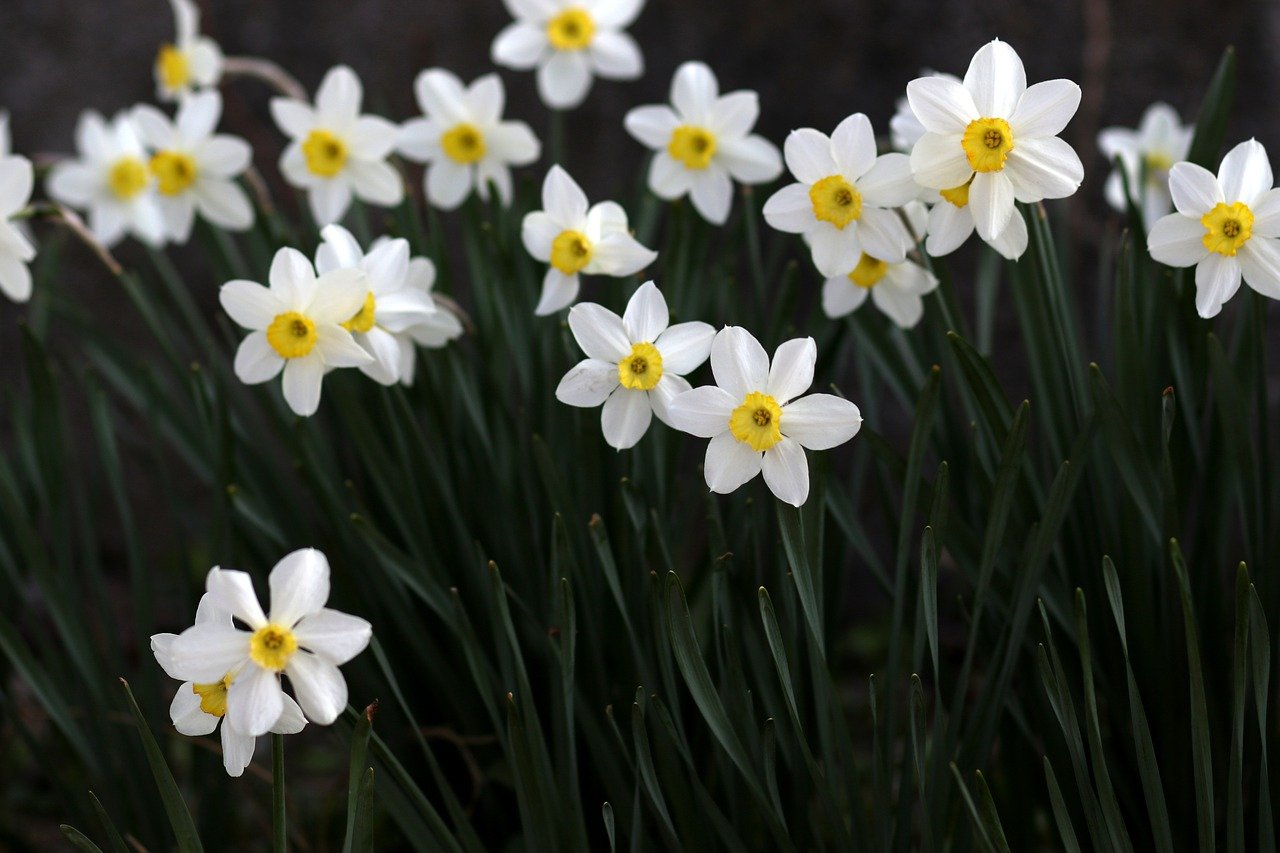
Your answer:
822;253;938;328
1147;140;1280;318
131;91;254;243
763;114;918;277
557;281;713;449
47;111;166;248
396;254;464;385
906;40;1083;253
523;166;656;315
0;151;36;303
220;247;373;416
271;66;404;226
154;0;223;103
668;327;862;506
166;549;373;737
314;226;436;386
398;69;541;210
922;179;1028;260
492;0;644;110
624;62;782;225
152;594;306;777
1099;102;1192;228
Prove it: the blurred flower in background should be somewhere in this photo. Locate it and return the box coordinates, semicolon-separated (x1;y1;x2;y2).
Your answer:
0;138;35;303
154;0;224;103
1099;102;1193;229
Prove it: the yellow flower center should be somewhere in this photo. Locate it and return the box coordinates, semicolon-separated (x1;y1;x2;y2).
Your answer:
150;150;199;196
266;311;318;359
940;177;973;208
546;7;596;51
249;623;299;672
342;292;377;333
441;123;487;165
849;253;889;289
156;44;190;91
108;157;150;201
1143;151;1174;185
729;391;783;452
617;342;663;391
961;117;1014;173
301;130;349;178
809;175;863;229
668;126;718;170
550;230;594;274
192;674;233;717
1201;201;1254;257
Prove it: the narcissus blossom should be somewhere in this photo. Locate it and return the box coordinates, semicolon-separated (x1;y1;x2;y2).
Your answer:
523;165;656;315
154;0;223;103
624;62;782;225
398;69;541;210
1147;139;1280;318
492;0;644;110
557;281;714;449
0;150;36;303
922;180;1028;260
668;327;862;506
271;66;403;225
822;253;938;328
1098;102;1192;228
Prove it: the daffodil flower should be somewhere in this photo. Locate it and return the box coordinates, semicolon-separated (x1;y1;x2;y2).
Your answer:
822;253;938;329
154;0;223;103
1099;102;1192;229
0;150;36;303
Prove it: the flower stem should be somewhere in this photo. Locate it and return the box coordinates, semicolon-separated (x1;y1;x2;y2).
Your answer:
272;733;286;852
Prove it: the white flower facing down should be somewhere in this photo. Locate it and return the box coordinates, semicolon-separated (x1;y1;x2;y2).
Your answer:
220;247;373;416
166;549;373;737
0;151;36;303
557;281;714;449
523;165;656;315
922;178;1028;260
1147;139;1280;318
47;111;166;248
155;0;223;103
624;61;782;225
1099;102;1192;228
315;226;437;386
271;66;404;226
906;39;1083;255
822;252;939;329
763;114;918;277
132;91;255;243
668;327;862;507
152;594;306;777
398;69;541;211
492;0;644;110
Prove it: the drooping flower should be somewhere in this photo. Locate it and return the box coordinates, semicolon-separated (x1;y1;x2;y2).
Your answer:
398;69;541;210
1098;102;1192;228
131;91;254;243
152;594;306;777
822;253;938;328
271;65;404;226
922;179;1028;260
906;39;1083;255
166;549;373;737
523;165;656;315
763;114;918;276
556;281;714;449
0;150;36;303
154;0;223;103
492;0;644;110
219;246;373;416
668;327;862;506
624;61;782;225
1147;139;1280;318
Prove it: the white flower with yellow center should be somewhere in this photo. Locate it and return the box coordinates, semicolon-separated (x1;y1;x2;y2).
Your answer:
398;69;541;211
1099;102;1192;228
556;281;714;449
0;152;36;303
906;40;1083;251
219;247;373;416
523;165;657;315
763;114;918;277
922;176;1028;260
151;594;306;777
47;110;166;248
131;91;254;244
154;0;223;103
165;549;373;737
822;253;938;329
314;226;437;386
271;65;404;226
668;326;862;507
1147;139;1280;318
624;61;782;225
396;255;465;386
491;0;644;109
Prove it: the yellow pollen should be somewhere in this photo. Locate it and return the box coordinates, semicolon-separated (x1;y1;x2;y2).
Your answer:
1201;201;1254;257
441;123;487;165
342;292;378;333
108;157;149;201
617;342;664;391
729;391;783;452
249;624;298;671
809;175;863;229
550;230;594;274
668;126;718;170
849;253;889;289
547;8;596;51
961;117;1014;173
266;311;318;359
150;150;199;195
192;674;233;717
940;177;973;208
301;130;349;178
157;44;190;91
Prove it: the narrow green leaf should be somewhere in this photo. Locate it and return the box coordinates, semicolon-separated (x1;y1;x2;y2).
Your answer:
88;791;130;853
602;802;616;853
343;702;376;853
118;678;203;852
351;768;376;853
60;826;104;852
1249;585;1275;853
1228;564;1250;853
1043;758;1083;853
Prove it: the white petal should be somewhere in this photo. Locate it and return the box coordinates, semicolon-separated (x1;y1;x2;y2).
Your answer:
857;153;919;208
601;388;653;449
969;171;1015;240
307;267;368;323
586;199;631;236
466;74;507;125
986;207;1029;260
492;22;547;70
622;280;668;342
910;133;972;190
688;165;733;224
543;165;589;224
414;69;470;125
227;665;283;738
285;650;348;725
821;275;869;318
476;157;514;207
207;567;268;627
194;180;254;231
704;431;762;494
270;695;308;735
1004;136;1084;202
809;225;861;278
831;113;877;180
653;321;715;375
534;269;580;315
784;128;837;184
556;358;620;407
667;385;736;437
347;117;400;161
220;280;280;329
671;61;718;124
46;162;99;207
590;232;656;276
648;153;692;200
762;183;816;234
766;337;816;404
1218;139;1273;204
362;237;410;295
537;51;593;110
1238;237;1280;301
761;437;809;506
717;135;783;184
964;39;1026;117
234;332;285;384
593;0;644;27
271;248;317;305
220;723;256;777
308;179;353;226
709;91;759;138
348;159;404;208
648;374;691;427
131;104;176;150
1193;253;1242;318
282;355;325;416
522;211;558;261
781;393;863;449
1009;79;1081;139
168;624;250;683
268;548;330;626
293;607;371;665
589;31;643;80
396;117;441;162
170;686;217;736
711;325;769;397
1251;188;1280;237
1147;213;1209;268
568;301;630;360
1169;162;1223;217
625;105;680;149
856;208;911;265
270;99;316;139
315;66;363;129
177;89;221;141
905;76;978;134
486;122;541;165
872;280;926;328
426;160;473;210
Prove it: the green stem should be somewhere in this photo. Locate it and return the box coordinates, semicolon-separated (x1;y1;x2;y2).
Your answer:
272;733;286;853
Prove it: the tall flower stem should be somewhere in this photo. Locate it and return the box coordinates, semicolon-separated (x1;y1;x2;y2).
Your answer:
272;733;286;852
